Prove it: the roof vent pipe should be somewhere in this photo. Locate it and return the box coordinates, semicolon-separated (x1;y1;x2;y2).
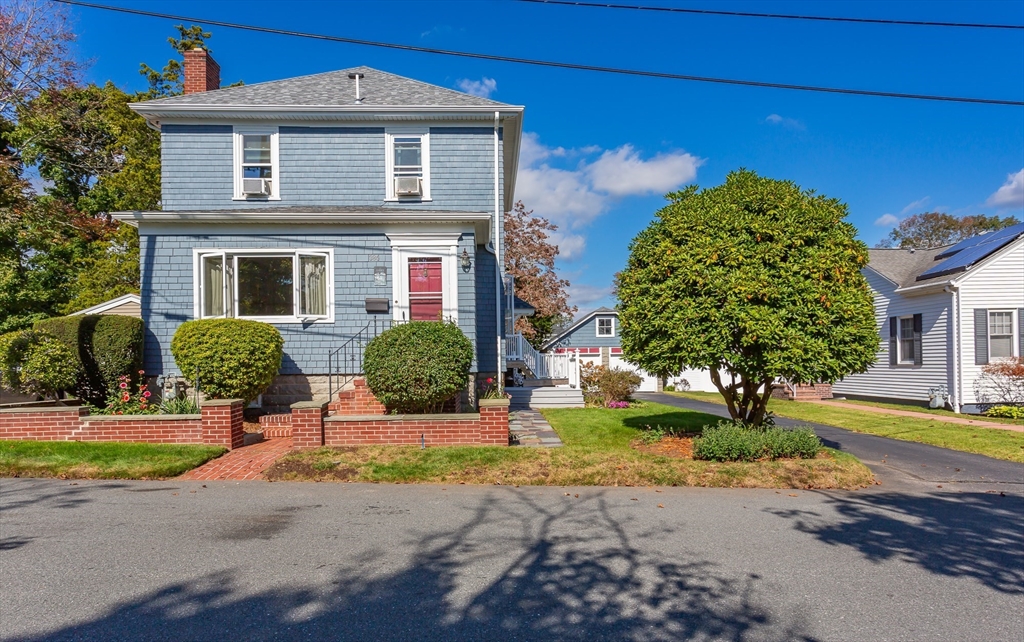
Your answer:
348;72;365;104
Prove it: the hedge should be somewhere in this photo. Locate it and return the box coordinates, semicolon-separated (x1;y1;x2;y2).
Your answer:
171;319;283;403
363;321;473;413
0;330;79;399
34;315;144;405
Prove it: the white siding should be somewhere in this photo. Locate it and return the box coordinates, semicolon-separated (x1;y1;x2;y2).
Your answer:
955;239;1024;407
832;269;953;403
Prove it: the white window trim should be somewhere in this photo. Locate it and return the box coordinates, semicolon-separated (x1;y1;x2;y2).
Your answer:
387;233;459;323
233;126;281;201
384;128;431;202
988;309;1018;359
596;317;615;337
192;248;334;324
897;315;916;365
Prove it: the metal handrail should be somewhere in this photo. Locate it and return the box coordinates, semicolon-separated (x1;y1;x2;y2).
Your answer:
327;318;404;400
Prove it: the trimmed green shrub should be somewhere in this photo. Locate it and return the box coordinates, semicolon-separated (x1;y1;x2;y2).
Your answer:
985;405;1024;419
171;319;283;403
663;384;676;392
693;421;821;462
363;321;473;413
33;315;144;405
0;330;79;399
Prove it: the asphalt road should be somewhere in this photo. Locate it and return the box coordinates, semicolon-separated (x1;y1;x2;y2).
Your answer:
1;477;1022;641
636;392;1024;490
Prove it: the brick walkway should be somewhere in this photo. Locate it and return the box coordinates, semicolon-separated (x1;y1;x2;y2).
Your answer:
810;400;1024;433
510;410;563;447
179;437;294;481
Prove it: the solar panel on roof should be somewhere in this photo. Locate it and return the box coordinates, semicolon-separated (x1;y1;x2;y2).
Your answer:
917;223;1024;281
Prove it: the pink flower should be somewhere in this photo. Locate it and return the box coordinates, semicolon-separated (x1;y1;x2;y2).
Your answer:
119;382;128;389
143;391;151;398
139;370;145;375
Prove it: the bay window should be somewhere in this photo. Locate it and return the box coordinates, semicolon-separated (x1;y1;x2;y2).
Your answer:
196;249;332;323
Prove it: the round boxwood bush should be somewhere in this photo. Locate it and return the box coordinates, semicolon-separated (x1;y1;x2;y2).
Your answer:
170;319;284;403
363;321;473;413
0;330;79;399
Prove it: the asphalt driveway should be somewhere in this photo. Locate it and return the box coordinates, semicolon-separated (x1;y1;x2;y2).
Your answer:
1;478;1022;641
636;392;1024;491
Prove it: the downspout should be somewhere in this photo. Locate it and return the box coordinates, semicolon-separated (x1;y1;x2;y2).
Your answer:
494;111;503;391
947;284;962;413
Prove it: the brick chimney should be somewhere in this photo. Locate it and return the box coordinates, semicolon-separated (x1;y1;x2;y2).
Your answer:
183;48;220;94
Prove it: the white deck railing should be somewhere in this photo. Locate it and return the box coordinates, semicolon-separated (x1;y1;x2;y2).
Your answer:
505;334;581;386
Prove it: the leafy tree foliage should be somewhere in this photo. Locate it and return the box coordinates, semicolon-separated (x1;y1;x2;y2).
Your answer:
138;25;213;99
504;201;576;347
617;170;878;425
0;0;79;120
877;212;1020;249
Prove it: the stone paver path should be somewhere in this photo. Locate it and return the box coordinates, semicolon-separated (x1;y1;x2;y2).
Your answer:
510;410;563;447
179;437;294;481
811;400;1024;432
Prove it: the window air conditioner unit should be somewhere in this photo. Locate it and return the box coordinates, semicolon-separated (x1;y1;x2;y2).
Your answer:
243;178;270;196
395;176;422;196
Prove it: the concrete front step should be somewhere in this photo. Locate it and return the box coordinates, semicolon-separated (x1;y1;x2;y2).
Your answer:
507;386;584;409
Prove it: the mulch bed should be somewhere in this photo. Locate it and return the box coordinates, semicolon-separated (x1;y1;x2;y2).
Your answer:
632;435;696;459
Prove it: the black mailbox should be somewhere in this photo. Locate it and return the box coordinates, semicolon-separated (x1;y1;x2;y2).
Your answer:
365;298;389;314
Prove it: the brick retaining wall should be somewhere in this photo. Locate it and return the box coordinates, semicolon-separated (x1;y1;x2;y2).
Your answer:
294;398;510;448
0;400;245;449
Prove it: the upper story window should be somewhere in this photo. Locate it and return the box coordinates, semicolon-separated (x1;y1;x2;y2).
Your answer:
233;127;280;200
195;249;332;323
597;317;615;337
989;311;1016;359
385;129;430;201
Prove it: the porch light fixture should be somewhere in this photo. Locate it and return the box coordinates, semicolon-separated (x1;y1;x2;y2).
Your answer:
461;248;471;270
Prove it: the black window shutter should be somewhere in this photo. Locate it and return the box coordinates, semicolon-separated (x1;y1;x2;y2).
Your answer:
913;313;923;366
1018;309;1023;358
974;309;989;366
889;316;898;367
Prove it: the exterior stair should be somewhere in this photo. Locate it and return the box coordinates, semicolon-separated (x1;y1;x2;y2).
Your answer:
507;386;584;410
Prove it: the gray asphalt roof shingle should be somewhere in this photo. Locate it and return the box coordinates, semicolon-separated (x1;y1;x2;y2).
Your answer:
867;246;952;288
137;66;512;108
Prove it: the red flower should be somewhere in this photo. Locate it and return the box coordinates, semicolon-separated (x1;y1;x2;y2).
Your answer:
143;391;151;398
486;377;494;384
122;393;130;402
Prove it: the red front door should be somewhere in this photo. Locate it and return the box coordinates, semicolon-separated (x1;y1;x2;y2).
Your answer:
409;258;443;321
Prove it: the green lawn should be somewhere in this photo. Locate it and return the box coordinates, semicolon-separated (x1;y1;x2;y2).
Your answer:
826;398;1024;426
265;402;873;489
0;441;227;479
670;391;1024;463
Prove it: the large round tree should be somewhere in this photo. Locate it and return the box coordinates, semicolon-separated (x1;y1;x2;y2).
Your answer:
617;169;878;425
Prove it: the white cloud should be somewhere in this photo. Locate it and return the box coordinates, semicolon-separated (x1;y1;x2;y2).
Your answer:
516;133;703;258
987;169;1024;209
874;214;899;227
764;113;805;130
455;77;497;98
585;145;702;197
900;196;930;215
567;283;613;309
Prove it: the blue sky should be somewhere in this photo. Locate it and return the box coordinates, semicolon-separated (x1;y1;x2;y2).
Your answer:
68;0;1024;311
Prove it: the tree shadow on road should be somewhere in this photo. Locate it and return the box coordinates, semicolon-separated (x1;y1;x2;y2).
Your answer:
19;490;817;642
768;491;1024;595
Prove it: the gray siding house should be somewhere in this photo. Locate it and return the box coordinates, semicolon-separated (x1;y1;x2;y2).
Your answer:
115;50;523;410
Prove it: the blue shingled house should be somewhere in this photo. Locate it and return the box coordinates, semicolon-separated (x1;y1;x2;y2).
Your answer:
114;49;524;411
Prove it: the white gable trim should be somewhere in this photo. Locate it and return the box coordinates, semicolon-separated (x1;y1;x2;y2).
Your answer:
70;294;141;316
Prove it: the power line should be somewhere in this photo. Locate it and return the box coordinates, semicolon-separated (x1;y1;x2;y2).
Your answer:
517;0;1024;30
51;0;1024;106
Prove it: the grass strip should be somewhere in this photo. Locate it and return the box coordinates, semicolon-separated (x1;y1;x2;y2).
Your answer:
671;391;1024;464
266;402;873;489
0;441;227;479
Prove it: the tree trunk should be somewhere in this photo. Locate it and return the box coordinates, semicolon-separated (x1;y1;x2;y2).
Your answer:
710;368;773;426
